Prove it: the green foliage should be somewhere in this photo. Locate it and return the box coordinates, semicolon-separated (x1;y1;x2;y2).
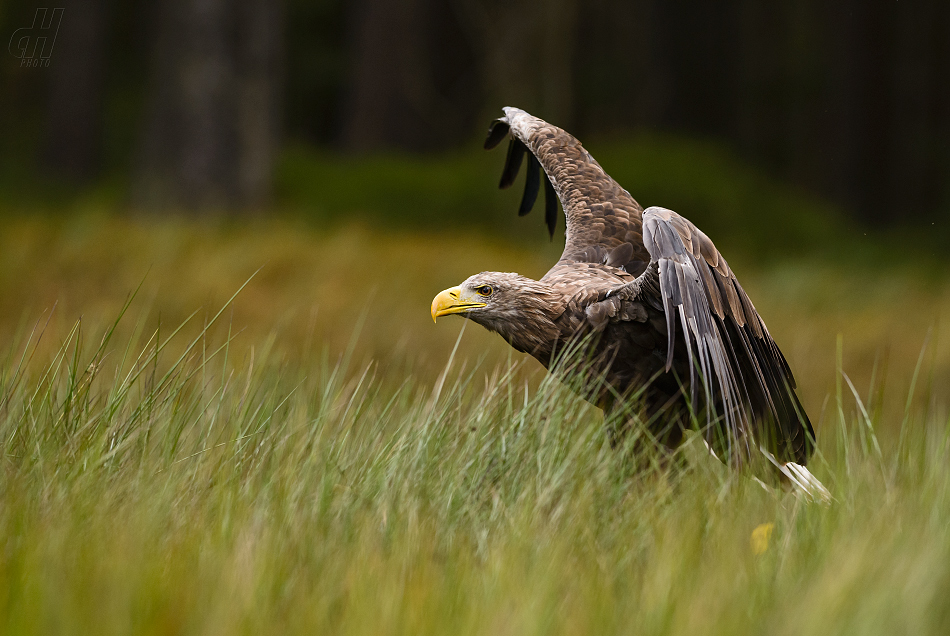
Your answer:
275;135;851;259
592;134;846;258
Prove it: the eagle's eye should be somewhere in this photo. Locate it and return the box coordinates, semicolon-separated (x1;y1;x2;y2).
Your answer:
475;285;493;297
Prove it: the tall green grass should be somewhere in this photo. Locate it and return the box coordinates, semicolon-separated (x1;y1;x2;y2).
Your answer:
1;290;949;636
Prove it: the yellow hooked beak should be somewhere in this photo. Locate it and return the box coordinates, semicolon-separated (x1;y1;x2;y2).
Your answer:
430;286;487;323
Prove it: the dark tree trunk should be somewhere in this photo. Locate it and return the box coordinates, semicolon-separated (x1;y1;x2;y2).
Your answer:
889;0;942;223
340;0;428;151
573;0;664;136
339;0;478;151
42;0;108;180
235;0;284;206
451;0;578;130
733;1;783;165
938;2;950;216
135;0;282;211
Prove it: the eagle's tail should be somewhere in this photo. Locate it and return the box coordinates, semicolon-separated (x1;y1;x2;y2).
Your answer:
779;461;832;504
704;440;832;504
760;447;832;504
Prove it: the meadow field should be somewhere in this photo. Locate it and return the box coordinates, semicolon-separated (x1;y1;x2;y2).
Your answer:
1;142;949;634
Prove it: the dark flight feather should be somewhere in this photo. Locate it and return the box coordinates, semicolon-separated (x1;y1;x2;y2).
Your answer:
498;139;526;189
544;176;557;238
484;120;510;150
520;154;540;216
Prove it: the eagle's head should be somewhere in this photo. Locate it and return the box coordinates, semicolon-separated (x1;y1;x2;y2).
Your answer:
430;272;562;356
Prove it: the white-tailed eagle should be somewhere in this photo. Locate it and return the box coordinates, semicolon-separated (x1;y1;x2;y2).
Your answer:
431;108;828;500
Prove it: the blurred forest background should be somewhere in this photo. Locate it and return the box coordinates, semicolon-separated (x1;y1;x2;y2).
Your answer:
0;0;948;418
1;0;949;227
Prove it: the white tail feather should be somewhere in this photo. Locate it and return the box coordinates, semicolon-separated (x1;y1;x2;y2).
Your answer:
702;439;832;503
759;445;832;504
782;462;832;504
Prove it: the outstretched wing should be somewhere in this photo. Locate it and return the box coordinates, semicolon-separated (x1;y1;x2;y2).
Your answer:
485;108;813;464
610;206;814;464
485;107;650;277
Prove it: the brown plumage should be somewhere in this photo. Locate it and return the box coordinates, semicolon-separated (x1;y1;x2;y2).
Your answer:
432;108;826;498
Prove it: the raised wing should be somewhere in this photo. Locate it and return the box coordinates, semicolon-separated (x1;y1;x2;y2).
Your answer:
611;206;814;464
485;107;650;276
485;108;813;466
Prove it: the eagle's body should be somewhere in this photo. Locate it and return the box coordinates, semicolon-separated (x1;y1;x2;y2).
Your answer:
432;108;827;499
